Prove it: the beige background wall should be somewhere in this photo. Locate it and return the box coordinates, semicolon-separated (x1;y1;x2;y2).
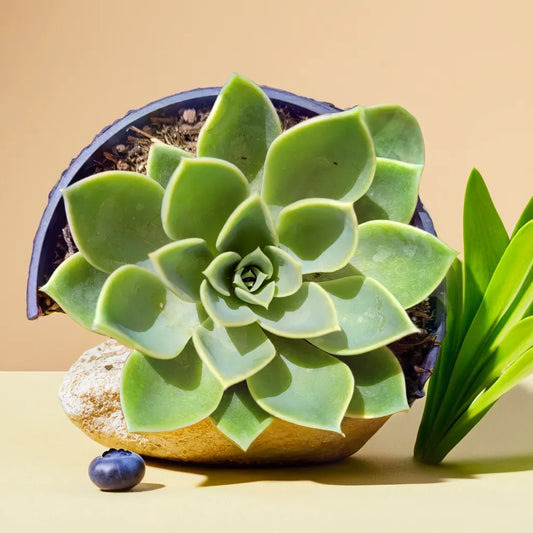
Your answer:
2;0;532;370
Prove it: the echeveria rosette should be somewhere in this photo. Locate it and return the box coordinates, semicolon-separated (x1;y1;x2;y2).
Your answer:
41;73;456;451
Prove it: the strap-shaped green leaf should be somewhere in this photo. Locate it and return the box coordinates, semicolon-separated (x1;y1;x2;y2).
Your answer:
216;195;278;256
150;239;213;302
248;335;354;433
354;158;423;223
462;169;509;334
40;252;108;331
203;252;241;297
200;279;257;327
121;343;223;432
264;246;302;297
193;319;276;388
262;107;375;214
512;196;533;238
362;104;425;165
350;221;457;308
252;282;339;338
63;171;169;273
211;383;273;451
308;276;417;355
234;281;276;309
146;142;192;188
197;73;281;189
94;265;199;359
277;199;358;274
341;347;409;418
162;157;249;253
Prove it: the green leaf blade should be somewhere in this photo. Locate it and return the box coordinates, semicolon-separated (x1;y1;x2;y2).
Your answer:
146;143;192;188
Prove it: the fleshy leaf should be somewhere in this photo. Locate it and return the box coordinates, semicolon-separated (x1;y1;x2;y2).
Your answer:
363;104;425;165
63;171;170;273
146;143;192;188
40;252;108;330
203;252;241;297
277;199;358;274
94;265;198;359
193;319;276;388
308;276;418;355
236;247;274;278
262;107;375;214
354;158;423;223
197;73;282;189
150;239;213;302
341;347;409;418
234;281;276;309
211;384;273;451
162;157;249;253
216;195;278;256
264;246;302;297
248;335;354;433
121;343;223;432
350;221;457;308
252;282;338;338
200;280;257;327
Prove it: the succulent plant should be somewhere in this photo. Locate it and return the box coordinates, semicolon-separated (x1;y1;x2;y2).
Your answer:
41;73;456;451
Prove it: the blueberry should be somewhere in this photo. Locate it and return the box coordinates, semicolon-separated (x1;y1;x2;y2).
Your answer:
89;448;145;491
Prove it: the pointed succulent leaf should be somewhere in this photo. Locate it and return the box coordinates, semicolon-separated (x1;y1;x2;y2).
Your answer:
277;199;358;274
146;142;192;188
248;335;354;433
197;73;282;189
149;238;213;302
262;107;375;214
341;347;409;418
193;319;276;388
216;195;278;256
264;246;302;297
235;281;276;309
252;282;338;338
363;104;425;165
162;157;249;253
304;263;360;283
63;171;169;273
203;252;241;297
350;221;457;308
200;280;257;327
121;343;223;432
40;252;108;331
236;247;274;278
211;383;273;451
354;158;423;223
234;267;267;292
94;265;199;359
308;276;418;355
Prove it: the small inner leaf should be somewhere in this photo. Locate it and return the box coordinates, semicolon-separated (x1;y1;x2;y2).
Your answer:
264;246;302;297
236;247;274;278
203;252;241;297
121;343;223;432
146;143;192;188
211;384;273;451
235;281;276;309
248;335;354;433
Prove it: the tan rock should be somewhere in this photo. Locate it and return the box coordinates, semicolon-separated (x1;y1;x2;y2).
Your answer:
60;339;390;465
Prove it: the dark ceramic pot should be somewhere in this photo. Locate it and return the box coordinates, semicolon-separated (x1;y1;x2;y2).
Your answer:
26;86;445;402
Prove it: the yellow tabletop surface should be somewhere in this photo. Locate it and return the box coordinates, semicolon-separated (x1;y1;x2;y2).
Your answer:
1;372;532;532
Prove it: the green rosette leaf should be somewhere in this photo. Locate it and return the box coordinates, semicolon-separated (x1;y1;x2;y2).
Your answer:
203;252;241;297
216;195;278;256
234;281;276;309
341;347;409;418
150;238;213;302
94;265;199;359
262;107;375;216
162;157;249;253
197;73;282;190
211;384;273;451
146;143;192;188
350;221;457;308
121;343;223;432
248;335;354;433
252;282;339;338
40;252;108;330
193;319;276;388
264;246;302;297
308;276;418;355
63;171;170;273
277;199;358;274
